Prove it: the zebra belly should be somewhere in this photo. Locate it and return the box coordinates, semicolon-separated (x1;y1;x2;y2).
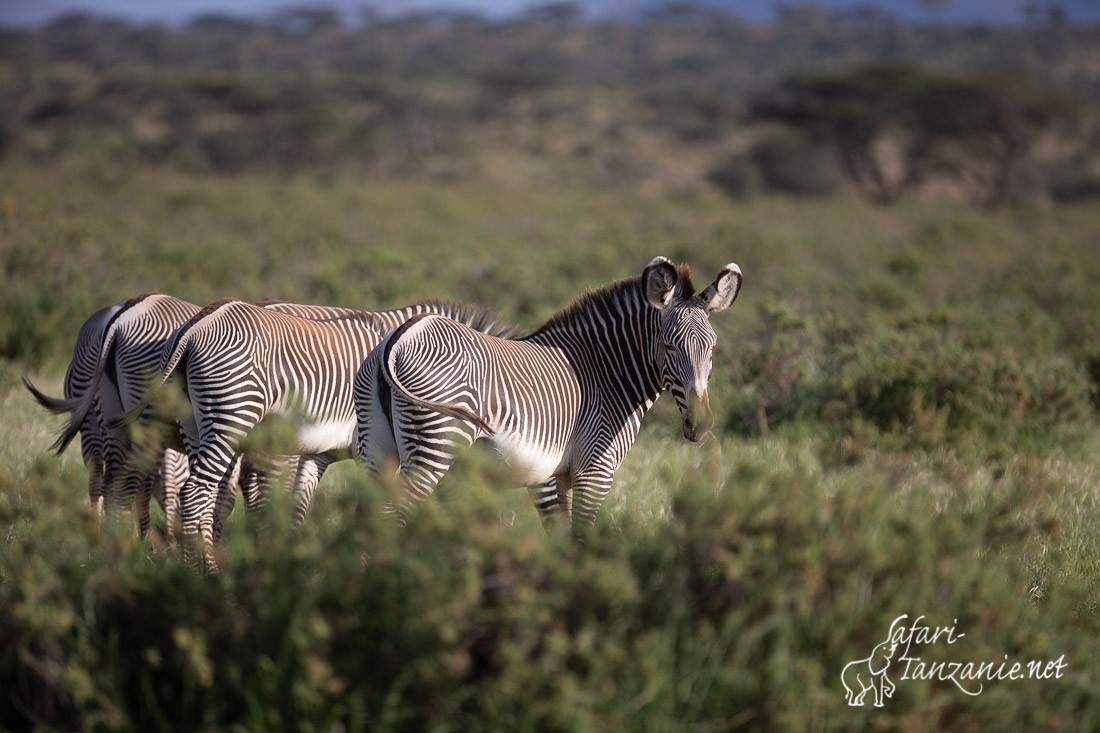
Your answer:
297;418;356;454
489;434;564;486
265;407;356;455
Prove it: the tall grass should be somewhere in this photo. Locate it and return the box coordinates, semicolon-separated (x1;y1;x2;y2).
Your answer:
3;388;1099;730
3;166;1100;729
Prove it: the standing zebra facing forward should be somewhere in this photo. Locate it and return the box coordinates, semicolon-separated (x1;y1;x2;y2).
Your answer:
355;256;742;537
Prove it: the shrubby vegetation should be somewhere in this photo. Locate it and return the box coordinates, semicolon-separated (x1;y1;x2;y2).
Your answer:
3;427;1100;731
728;305;1094;447
1;6;1098;201
3;4;1100;730
2;167;1099;729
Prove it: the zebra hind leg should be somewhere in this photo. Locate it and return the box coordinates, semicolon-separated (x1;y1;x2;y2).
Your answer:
387;408;479;528
80;429;107;525
180;447;238;574
237;454;303;532
386;451;464;528
290;455;335;528
527;475;572;531
156;448;188;547
211;455;244;545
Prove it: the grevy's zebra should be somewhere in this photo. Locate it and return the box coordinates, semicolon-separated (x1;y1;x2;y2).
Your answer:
28;294;357;539
24;302;122;515
249;299;519;523
27;294;200;536
355;256;742;536
113;298;517;570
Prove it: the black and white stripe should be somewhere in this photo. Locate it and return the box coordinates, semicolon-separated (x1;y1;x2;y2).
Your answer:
24;302;122;514
26;294;200;536
26;295;404;541
114;298;515;571
356;256;742;536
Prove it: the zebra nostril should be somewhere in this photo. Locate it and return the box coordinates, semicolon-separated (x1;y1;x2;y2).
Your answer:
682;419;697;442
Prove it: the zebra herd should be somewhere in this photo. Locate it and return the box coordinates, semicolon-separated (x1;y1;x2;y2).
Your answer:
25;256;742;571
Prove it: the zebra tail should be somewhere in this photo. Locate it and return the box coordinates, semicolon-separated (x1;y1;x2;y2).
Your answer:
38;312;130;455
105;325;190;432
381;321;495;436
24;378;86;455
22;375;75;415
23;374;97;454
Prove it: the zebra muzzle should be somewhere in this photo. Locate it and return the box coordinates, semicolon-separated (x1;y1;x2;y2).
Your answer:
683;390;713;443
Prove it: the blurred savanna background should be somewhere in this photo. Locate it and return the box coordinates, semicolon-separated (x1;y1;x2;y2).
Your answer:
3;0;1100;730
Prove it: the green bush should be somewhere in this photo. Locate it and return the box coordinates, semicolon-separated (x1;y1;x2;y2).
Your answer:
1049;170;1100;204
727;307;1094;449
725;298;819;433
818;323;1093;444
708;131;842;198
2;441;1098;731
749;130;843;196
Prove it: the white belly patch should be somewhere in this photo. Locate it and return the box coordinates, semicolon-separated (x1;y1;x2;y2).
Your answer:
296;418;355;454
490;434;562;486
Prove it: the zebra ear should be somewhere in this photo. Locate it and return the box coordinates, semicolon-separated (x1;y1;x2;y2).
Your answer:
700;263;742;313
643;256;678;310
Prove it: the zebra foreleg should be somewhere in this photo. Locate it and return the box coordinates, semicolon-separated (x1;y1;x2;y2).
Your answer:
569;468;615;543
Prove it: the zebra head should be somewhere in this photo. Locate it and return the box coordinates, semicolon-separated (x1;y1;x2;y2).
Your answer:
643;256;742;443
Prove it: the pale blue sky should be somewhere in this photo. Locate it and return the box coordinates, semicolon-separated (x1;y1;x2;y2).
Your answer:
1;0;1098;27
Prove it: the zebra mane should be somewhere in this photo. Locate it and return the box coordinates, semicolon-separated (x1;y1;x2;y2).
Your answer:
412;299;522;339
670;263;697;299
120;291;163;310
253;297;517;337
97;291;163;339
164;298;243;349
530;264;696;337
189;297;245;322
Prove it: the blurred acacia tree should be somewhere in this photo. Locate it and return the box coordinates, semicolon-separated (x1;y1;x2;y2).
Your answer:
907;70;1083;207
0;9;1096;202
752;64;1083;207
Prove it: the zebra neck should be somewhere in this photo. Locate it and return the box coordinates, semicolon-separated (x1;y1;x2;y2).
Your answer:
526;288;665;411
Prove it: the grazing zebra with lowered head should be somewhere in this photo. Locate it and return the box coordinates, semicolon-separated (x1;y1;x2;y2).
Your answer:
111;298;517;571
355;256;742;538
26;294;358;541
25;293;200;537
23;302;122;515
